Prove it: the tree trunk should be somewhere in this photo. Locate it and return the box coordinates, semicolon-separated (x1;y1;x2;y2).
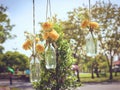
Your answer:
109;55;114;80
56;48;60;90
95;69;99;78
109;65;113;80
91;70;94;79
76;69;80;82
105;53;113;80
115;71;117;76
91;64;94;79
94;66;99;78
76;57;80;82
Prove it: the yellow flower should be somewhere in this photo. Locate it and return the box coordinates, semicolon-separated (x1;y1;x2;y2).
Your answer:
42;22;53;31
35;37;40;43
49;29;59;41
89;22;99;29
81;20;89;28
22;39;32;50
42;32;49;40
36;44;44;53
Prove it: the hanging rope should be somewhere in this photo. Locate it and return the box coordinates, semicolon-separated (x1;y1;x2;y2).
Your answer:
46;0;52;21
88;0;97;55
89;0;91;21
33;0;35;35
32;0;36;56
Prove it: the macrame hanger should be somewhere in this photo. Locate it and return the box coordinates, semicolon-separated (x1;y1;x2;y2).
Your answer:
46;0;52;21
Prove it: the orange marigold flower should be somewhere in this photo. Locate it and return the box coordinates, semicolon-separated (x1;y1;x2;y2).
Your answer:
49;29;59;41
42;22;53;30
89;22;99;29
81;20;89;28
42;32;49;40
35;37;40;43
36;44;44;53
22;39;32;50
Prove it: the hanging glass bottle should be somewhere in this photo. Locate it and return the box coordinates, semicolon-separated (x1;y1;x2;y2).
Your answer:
86;31;97;57
30;55;40;82
45;43;56;69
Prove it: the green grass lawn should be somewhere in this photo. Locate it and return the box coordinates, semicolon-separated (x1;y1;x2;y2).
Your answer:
80;73;92;78
79;72;120;83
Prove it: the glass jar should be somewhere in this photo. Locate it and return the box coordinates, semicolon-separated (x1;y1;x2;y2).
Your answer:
45;43;56;69
86;32;97;57
30;56;40;82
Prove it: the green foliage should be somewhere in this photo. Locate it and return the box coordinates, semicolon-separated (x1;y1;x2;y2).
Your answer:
0;51;29;72
33;23;81;90
0;54;5;72
0;5;15;44
61;0;120;80
0;5;16;63
32;1;120;88
80;73;120;83
91;1;120;79
62;6;89;72
0;46;4;54
92;1;120;52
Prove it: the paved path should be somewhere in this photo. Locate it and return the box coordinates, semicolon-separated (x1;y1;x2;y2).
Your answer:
76;82;120;90
0;79;35;90
0;79;120;90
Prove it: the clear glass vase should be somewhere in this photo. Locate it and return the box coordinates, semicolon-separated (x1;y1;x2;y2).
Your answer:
30;56;40;82
45;43;56;69
86;32;97;57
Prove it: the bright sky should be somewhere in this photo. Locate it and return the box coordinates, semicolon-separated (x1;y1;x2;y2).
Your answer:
0;0;120;56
